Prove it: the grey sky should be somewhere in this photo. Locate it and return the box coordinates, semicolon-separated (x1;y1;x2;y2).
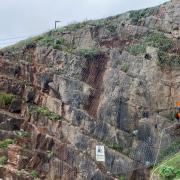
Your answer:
0;0;168;47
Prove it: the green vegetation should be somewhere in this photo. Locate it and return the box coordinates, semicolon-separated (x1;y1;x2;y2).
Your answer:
94;18;112;27
0;92;14;107
40;35;66;49
119;175;125;180
78;48;102;59
29;105;62;121
128;33;173;55
158;50;180;67
31;170;38;178
145;33;173;51
129;7;157;24
0;156;7;165
47;150;54;159
127;32;180;67
154;153;180;179
15;130;29;137
128;44;146;56
121;63;129;73
105;142;123;152
0;139;14;149
65;21;87;30
159;166;180;179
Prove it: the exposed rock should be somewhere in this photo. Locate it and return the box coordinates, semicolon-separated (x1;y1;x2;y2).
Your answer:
24;86;35;102
0;1;180;179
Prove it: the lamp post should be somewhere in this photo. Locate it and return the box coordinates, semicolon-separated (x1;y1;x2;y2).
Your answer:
55;21;61;29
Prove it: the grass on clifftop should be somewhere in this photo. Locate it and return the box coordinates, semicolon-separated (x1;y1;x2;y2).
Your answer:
127;32;180;67
144;33;173;51
129;7;158;24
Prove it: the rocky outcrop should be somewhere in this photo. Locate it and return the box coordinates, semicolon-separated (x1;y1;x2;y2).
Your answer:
0;1;179;179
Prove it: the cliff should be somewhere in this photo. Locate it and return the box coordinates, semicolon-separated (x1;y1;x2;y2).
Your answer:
0;0;179;179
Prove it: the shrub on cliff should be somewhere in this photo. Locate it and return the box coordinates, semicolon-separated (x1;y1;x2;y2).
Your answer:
145;33;173;51
29;105;62;121
128;44;146;55
31;170;38;178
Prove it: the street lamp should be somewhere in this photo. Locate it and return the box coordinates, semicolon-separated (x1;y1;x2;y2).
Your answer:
55;21;61;29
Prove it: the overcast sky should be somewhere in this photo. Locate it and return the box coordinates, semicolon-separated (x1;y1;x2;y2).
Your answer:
0;0;168;47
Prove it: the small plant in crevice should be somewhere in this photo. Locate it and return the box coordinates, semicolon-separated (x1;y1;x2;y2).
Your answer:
157;50;170;66
119;175;125;180
110;143;123;152
78;48;102;59
159;166;177;179
31;170;38;178
0;139;14;149
65;22;85;30
0;156;7;165
158;51;180;67
121;63;129;73
0;92;14;107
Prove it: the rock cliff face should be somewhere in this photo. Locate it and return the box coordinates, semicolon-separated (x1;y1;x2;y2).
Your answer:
0;1;180;179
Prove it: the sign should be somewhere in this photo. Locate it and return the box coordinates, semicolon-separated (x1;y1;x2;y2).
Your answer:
96;145;105;162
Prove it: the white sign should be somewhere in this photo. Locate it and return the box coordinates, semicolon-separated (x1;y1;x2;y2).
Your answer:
96;145;105;162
